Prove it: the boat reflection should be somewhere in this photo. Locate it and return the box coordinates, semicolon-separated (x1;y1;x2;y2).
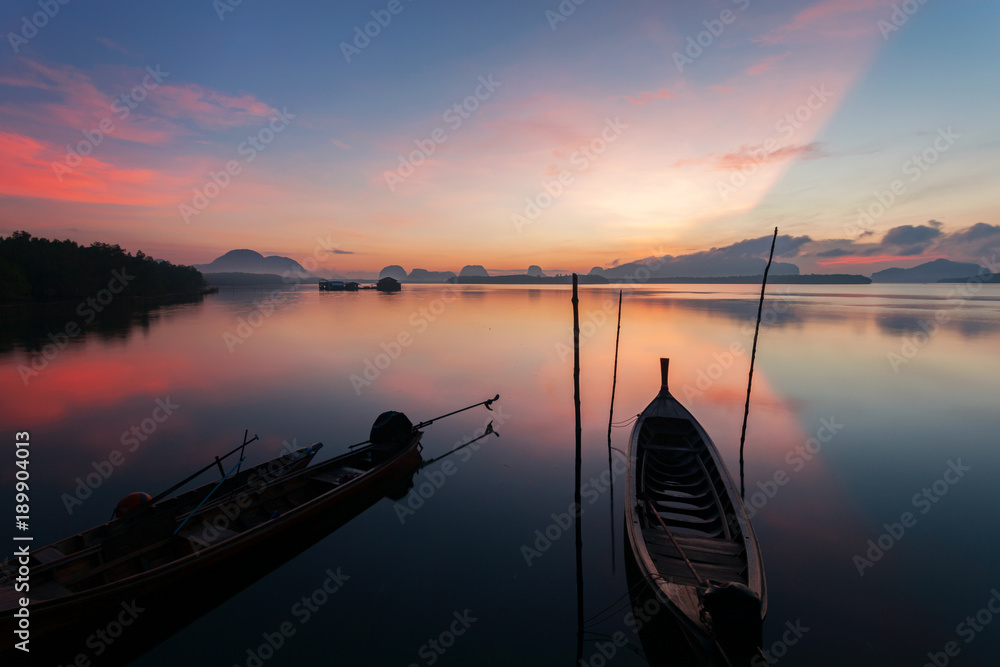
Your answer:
3;442;423;666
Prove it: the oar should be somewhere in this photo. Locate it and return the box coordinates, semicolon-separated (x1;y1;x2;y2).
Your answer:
148;431;259;506
641;497;748;667
640;495;704;585
173;455;245;535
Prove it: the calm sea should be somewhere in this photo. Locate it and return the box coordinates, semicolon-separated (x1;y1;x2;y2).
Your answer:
2;282;999;666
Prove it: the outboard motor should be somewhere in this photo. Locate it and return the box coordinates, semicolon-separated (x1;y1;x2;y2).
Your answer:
701;580;764;658
369;411;413;458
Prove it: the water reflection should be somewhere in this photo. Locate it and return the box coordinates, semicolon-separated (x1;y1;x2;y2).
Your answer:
1;283;998;665
875;312;996;337
0;294;207;354
620;287;1000;342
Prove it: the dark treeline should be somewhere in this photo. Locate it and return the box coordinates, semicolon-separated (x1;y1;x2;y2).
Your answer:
0;231;206;303
937;274;1000;284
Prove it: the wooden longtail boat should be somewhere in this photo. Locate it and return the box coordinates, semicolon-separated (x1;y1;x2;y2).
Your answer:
625;359;766;663
0;411;423;659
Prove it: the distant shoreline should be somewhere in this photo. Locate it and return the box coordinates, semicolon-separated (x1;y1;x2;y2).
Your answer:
447;273;872;285
202;271;874;286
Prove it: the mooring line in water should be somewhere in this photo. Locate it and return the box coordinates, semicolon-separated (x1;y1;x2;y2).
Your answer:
611;414;639;427
740;227;778;500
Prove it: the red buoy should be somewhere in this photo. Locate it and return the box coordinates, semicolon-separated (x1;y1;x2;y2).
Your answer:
115;492;151;518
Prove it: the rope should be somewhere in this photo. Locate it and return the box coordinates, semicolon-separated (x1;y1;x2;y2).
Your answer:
582;574;651;626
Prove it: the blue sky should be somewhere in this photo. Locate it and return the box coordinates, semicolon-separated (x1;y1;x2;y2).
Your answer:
1;0;997;275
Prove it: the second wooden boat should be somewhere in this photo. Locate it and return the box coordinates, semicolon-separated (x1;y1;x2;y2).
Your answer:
625;358;766;663
0;411;423;659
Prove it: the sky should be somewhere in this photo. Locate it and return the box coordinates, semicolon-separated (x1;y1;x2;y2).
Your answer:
1;0;997;277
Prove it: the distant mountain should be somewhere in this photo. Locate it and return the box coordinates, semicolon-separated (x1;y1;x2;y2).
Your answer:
459;264;489;277
454;274;608;285
527;265;545;277
938;273;1000;284
379;265;408;281
627;274;870;284
408;268;457;283
600;255;799;279
202;272;322;285
195;249;309;276
871;259;985;283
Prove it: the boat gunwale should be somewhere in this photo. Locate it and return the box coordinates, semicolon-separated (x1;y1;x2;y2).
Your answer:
625;366;766;647
0;433;422;618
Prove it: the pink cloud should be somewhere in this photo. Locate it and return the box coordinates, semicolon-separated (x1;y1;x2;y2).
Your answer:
96;37;137;57
0;59;290;210
0;130;188;207
620;87;675;106
0;59;275;145
757;0;897;45
369;92;613;198
745;53;788;76
150;83;274;130
674;142;827;171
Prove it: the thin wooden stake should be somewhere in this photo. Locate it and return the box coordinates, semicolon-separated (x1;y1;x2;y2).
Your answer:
572;273;584;665
740;227;778;500
607;289;622;572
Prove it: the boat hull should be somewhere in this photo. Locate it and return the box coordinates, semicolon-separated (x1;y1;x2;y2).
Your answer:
625;358;765;662
0;436;422;662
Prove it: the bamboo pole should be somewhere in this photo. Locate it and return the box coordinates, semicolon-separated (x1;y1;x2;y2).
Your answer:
607;289;622;572
573;274;584;665
740;228;778;500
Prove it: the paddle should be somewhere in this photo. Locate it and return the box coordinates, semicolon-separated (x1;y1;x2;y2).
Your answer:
172;456;246;535
148;430;259;506
640;493;705;586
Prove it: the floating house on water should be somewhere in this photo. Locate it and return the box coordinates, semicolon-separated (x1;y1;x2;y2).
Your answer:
376;277;401;293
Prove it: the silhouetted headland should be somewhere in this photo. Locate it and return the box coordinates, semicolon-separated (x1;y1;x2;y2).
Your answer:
871;258;989;283
0;231;207;304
